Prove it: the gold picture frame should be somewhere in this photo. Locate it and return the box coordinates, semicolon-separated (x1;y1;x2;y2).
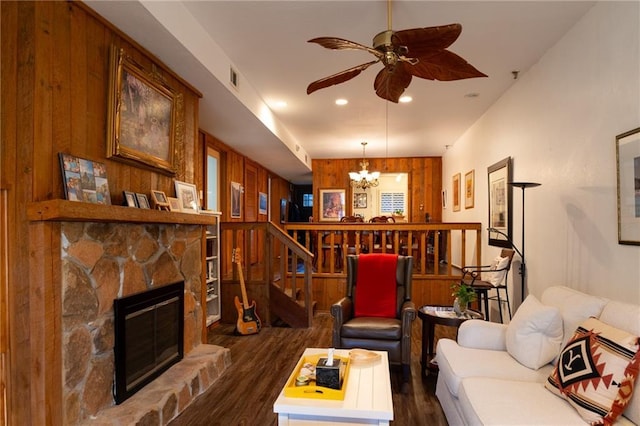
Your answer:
452;173;461;212
319;189;345;221
465;170;475;209
106;45;178;175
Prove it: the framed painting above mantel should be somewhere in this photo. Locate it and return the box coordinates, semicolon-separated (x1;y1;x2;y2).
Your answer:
106;45;182;175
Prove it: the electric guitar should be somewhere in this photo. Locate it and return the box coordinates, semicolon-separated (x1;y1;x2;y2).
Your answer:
232;248;261;335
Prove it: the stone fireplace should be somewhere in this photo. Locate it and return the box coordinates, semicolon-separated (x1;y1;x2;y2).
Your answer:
60;221;229;424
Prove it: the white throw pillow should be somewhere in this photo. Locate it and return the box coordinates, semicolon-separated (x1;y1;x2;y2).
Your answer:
506;295;563;370
484;255;510;286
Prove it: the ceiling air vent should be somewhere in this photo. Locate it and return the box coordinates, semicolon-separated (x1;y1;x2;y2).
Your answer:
230;67;239;90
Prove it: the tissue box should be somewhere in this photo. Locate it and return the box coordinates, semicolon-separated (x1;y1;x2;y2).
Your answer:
316;357;345;390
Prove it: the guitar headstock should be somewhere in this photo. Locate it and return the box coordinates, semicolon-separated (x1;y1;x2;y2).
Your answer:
232;247;242;264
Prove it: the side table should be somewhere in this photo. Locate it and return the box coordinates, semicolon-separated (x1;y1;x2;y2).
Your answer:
418;305;483;375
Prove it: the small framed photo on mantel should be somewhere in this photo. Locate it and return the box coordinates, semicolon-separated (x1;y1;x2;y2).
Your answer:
150;190;170;211
175;180;200;214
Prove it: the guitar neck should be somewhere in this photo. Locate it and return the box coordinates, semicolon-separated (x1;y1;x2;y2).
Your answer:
236;261;250;308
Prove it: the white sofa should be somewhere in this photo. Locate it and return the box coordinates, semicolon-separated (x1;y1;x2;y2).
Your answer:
435;286;640;425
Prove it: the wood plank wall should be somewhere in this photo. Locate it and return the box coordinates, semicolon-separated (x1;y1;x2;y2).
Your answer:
0;2;294;424
312;157;443;223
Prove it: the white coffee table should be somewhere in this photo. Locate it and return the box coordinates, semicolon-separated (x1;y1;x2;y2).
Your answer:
273;348;393;425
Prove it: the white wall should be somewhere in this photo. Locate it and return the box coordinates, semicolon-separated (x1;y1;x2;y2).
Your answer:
443;2;640;309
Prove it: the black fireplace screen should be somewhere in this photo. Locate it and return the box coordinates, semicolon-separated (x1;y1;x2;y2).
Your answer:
113;281;184;404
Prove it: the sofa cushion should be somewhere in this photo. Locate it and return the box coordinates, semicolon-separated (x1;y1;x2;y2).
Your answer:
483;255;510;286
506;294;563;370
541;286;608;352
459;377;590;425
436;338;554;398
545;317;640;425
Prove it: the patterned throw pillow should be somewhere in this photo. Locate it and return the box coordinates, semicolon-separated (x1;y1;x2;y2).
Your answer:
545;317;640;425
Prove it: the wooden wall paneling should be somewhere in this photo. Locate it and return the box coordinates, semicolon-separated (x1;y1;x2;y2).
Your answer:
33;1;54;203
85;11;108;163
51;2;71;203
13;2;37;423
69;1;88;158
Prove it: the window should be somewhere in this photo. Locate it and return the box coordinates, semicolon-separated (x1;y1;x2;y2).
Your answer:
380;192;405;214
206;147;220;211
302;193;313;207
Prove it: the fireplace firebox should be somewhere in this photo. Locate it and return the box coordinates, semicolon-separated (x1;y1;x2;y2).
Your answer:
113;281;184;404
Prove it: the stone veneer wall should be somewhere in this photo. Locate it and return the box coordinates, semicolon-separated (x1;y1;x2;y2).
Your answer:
61;222;204;424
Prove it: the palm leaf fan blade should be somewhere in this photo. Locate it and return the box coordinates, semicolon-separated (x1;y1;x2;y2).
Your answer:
409;50;487;81
307;60;380;94
392;24;462;58
308;37;383;58
374;64;412;103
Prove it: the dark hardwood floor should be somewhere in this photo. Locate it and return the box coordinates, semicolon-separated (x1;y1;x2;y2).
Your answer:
170;313;450;426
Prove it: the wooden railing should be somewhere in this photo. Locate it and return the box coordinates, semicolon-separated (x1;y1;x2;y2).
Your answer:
283;222;482;277
219;221;482;320
220;222;314;327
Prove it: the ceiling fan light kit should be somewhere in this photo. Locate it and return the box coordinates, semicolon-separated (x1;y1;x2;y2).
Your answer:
307;0;487;103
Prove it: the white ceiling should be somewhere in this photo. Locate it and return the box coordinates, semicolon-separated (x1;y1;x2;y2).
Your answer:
86;1;595;184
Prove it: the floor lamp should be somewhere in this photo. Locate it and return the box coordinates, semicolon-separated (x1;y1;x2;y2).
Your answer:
509;181;541;303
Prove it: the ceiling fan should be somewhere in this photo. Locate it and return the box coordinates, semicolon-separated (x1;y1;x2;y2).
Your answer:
306;0;487;103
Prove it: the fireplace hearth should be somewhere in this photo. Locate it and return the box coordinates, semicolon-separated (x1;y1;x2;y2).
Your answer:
113;281;184;404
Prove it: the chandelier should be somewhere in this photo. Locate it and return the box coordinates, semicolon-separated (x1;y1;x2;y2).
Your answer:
349;142;380;189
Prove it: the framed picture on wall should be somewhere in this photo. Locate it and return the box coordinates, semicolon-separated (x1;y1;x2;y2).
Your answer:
259;192;268;215
106;45;179;175
452;173;461;212
353;193;367;209
319;189;345;221
465;170;475;209
231;181;242;218
616;127;640;245
487;157;513;248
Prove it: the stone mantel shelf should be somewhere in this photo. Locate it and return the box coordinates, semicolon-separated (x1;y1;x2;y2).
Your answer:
27;199;217;225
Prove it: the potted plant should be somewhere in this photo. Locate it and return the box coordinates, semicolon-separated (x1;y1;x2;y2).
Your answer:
392;209;405;220
451;282;477;316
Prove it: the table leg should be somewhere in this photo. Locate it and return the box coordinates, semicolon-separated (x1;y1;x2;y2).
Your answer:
421;319;435;376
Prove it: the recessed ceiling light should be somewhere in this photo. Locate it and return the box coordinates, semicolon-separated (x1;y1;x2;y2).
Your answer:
272;100;288;108
335;99;348;106
399;96;412;103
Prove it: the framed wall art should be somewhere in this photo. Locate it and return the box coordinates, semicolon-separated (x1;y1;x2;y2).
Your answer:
175;180;199;214
167;197;181;212
59;153;111;205
452;173;461;212
487;157;513;248
106;45;178;175
150;190;170;210
259;192;268;215
123;191;137;207
231;181;242;218
319;189;345;221
353;193;367;209
136;193;151;209
616;127;640;245
465;170;475;209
